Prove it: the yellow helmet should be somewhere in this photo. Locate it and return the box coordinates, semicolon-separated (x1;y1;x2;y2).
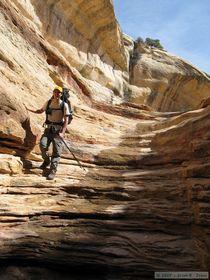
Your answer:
53;86;62;93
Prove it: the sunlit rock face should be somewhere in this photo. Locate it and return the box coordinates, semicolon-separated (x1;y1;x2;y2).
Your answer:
130;43;210;112
0;0;210;279
15;0;129;102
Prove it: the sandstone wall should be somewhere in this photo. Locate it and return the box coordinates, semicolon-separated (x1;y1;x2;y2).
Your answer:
6;0;210;112
10;0;129;103
130;43;210;112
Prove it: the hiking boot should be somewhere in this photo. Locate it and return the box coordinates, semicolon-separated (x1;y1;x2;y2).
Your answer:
47;169;57;180
39;159;50;169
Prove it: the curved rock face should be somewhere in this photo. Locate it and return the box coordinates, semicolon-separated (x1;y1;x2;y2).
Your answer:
0;0;210;279
13;0;129;102
130;43;210;112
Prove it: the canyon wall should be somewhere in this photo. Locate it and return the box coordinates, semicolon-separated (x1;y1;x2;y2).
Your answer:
129;41;210;112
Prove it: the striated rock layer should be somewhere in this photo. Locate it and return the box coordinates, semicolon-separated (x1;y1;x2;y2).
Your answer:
0;0;210;279
130;42;210;112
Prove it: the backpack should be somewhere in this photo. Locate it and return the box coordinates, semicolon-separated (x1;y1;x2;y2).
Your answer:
61;87;73;124
45;87;73;125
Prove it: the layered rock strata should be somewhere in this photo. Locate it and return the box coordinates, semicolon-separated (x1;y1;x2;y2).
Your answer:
130;42;210;111
1;107;210;279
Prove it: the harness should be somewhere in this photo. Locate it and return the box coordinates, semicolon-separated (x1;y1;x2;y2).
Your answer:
44;98;65;126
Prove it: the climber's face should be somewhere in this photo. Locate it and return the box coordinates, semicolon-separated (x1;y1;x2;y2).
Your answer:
53;89;62;100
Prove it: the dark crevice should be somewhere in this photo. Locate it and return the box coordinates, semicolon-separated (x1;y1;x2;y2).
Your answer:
21;118;37;151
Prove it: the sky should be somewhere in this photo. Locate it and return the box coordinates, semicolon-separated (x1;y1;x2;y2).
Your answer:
113;0;210;74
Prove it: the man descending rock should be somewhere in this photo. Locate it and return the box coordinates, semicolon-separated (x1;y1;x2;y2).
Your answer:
26;86;72;180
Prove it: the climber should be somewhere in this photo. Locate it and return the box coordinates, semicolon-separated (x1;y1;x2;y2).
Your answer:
26;86;71;180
